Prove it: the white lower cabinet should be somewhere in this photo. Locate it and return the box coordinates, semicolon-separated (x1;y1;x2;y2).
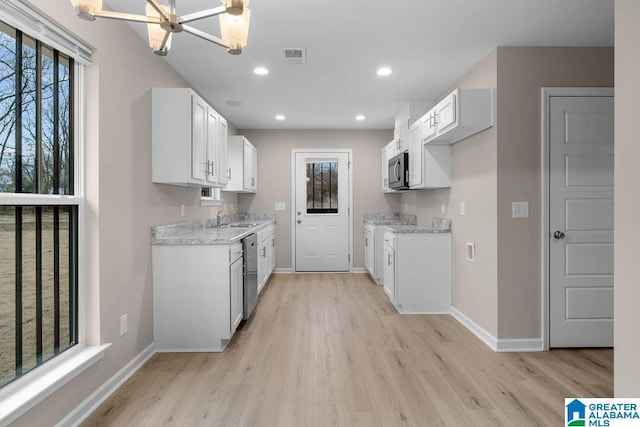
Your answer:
364;224;375;280
230;243;244;334
153;242;243;352
383;237;395;300
257;224;276;294
382;231;451;314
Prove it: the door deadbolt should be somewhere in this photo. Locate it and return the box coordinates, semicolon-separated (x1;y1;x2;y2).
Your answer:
297;219;301;224
553;230;566;239
297;211;301;216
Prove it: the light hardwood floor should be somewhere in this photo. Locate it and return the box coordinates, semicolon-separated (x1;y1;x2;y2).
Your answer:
82;273;613;426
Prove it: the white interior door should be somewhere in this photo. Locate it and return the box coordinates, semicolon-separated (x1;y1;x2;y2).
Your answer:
549;95;614;347
294;151;350;272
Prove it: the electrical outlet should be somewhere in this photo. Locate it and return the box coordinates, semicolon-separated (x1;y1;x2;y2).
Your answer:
180;204;185;216
275;202;286;211
460;202;466;216
441;203;446;214
120;314;128;337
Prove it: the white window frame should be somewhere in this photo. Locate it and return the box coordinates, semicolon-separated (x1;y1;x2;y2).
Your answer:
0;5;108;425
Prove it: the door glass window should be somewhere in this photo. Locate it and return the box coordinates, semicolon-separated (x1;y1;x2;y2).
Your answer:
306;161;338;214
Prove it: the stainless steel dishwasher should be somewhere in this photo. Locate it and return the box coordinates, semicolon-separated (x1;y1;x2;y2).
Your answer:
242;233;258;319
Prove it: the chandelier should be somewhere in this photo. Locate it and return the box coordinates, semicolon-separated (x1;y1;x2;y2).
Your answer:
70;0;251;56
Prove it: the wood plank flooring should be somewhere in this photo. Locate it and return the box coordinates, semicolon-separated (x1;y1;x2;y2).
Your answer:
82;273;613;426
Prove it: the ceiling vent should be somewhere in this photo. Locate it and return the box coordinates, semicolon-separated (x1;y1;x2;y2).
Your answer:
282;48;306;66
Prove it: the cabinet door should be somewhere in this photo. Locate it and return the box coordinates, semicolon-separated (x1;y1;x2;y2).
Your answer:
268;235;275;275
436;92;457;134
422;111;437;140
243;140;257;192
205;108;218;184
191;95;208;182
230;256;243;334
382;244;395;300
217;116;228;186
382;142;394;192
364;232;374;276
257;241;266;292
408;122;423;187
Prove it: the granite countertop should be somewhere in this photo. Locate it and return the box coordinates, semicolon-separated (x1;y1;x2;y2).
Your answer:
152;213;276;245
384;217;452;234
363;212;417;226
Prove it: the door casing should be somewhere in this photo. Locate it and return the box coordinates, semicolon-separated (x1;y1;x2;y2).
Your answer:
290;149;353;272
541;87;614;350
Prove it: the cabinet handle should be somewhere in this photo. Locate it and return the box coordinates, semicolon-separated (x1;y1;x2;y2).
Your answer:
433;112;439;126
387;253;392;266
272;239;275;247
262;247;266;257
227;168;231;180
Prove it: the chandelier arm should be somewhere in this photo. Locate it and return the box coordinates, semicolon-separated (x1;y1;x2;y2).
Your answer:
182;25;230;49
146;0;170;21
160;30;171;52
179;6;227;24
92;10;162;24
169;0;176;15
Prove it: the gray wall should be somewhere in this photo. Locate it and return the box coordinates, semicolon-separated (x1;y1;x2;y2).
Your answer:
496;47;614;339
614;0;640;396
236;130;398;270
399;47;614;341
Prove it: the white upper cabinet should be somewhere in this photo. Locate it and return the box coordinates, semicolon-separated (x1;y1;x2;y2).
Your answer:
422;88;494;145
408;122;423;188
152;88;228;188
225;135;257;193
381;141;395;192
217;116;228;186
409;120;451;189
393;100;432;155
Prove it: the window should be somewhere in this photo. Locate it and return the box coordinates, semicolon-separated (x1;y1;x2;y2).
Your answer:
306;161;338;214
0;19;78;389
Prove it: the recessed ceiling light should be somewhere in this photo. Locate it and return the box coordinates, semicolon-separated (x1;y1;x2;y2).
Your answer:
275;114;286;121
253;66;269;75
376;67;392;76
355;115;366;121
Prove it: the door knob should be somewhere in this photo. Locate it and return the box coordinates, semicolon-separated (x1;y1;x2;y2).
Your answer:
553;230;566;239
297;219;301;224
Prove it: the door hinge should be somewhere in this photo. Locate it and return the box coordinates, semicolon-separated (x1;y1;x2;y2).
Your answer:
348;254;351;262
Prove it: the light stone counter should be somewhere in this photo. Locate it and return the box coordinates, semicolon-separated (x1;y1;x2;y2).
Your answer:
384;217;452;234
152;213;276;245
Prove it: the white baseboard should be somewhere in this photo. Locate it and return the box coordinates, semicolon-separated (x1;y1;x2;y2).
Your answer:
450;306;498;351
273;268;292;273
495;338;543;352
57;343;156;427
450;306;542;352
352;267;366;273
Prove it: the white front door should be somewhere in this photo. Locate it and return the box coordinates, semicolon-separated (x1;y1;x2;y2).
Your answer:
549;95;614;347
294;151;350;272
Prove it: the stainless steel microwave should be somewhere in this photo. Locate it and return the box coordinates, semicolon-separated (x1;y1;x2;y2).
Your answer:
388;152;409;190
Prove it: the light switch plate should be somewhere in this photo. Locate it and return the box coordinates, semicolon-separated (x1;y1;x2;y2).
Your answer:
512;201;529;219
460;202;466;216
275;202;286;211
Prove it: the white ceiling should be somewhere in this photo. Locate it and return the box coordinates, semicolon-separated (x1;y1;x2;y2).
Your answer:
102;0;614;130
